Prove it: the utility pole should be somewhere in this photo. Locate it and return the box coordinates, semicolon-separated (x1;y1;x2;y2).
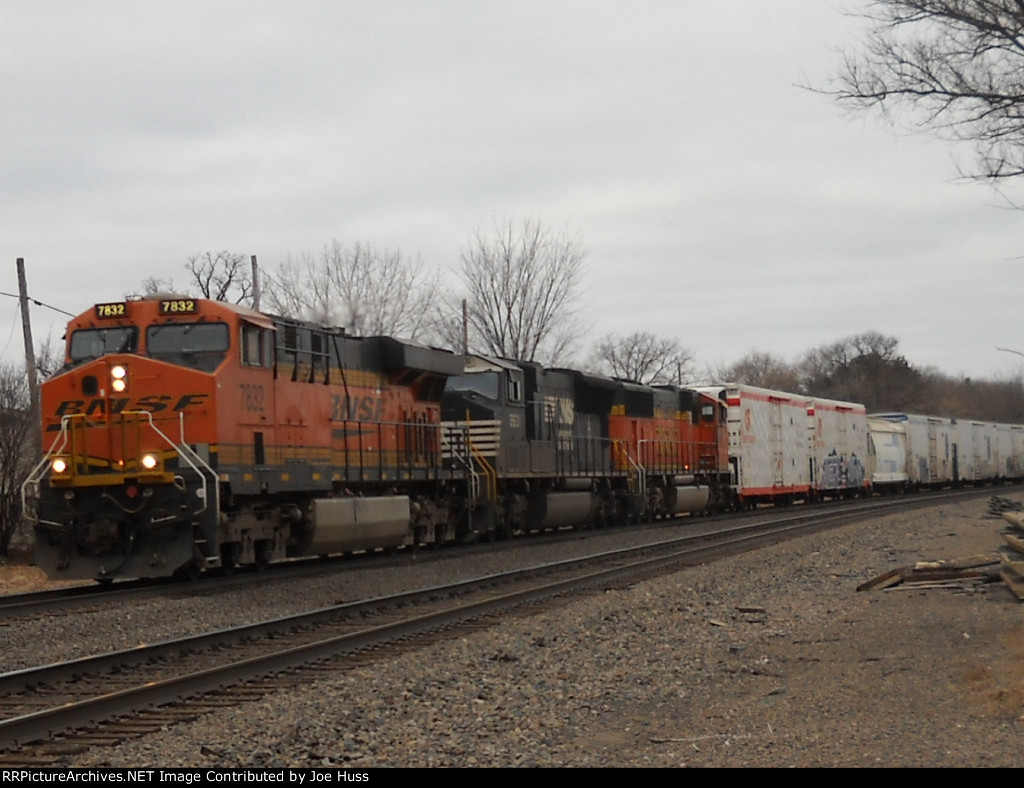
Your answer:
461;299;468;355
16;258;41;458
251;255;260;311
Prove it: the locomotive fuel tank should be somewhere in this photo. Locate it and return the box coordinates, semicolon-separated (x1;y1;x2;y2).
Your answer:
527;489;600;530
664;481;711;514
300;496;411;554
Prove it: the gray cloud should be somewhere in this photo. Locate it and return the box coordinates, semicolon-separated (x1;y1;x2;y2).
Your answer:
2;1;1022;379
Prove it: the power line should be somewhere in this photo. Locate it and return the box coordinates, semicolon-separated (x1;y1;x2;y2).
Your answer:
0;290;74;317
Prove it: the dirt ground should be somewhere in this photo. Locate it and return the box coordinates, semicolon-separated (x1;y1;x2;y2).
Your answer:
7;497;1024;767
0;554;89;593
0;561;47;592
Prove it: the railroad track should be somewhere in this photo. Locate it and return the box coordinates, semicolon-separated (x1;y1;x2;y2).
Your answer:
0;490;987;766
0;511;724;617
1;486;1000;618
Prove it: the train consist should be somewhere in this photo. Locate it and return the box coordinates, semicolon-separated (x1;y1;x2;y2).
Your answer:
21;295;1024;582
867;412;1024;492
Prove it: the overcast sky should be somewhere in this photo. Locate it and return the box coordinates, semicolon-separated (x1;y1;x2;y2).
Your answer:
3;1;1022;381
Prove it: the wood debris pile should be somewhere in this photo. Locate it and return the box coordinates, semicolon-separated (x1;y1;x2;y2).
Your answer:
860;497;1024;598
999;508;1024;600
988;495;1024;517
857;554;1001;593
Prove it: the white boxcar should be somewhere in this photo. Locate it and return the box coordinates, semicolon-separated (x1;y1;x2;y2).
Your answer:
994;422;1014;479
960;420;999;481
809;396;869;498
954;420;978;482
866;416;908;492
1009;425;1024;478
701;384;812;507
871;413;959;487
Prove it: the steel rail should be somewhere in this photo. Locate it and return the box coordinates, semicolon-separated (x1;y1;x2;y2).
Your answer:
0;492;982;756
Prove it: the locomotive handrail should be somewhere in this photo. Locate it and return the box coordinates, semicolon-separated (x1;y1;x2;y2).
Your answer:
105;409;215;523
443;422;484;507
173;410;218;522
630;441;648;500
20;411;217;529
632;436;723;504
468;442;497;504
330;417;448;482
21;414;78;526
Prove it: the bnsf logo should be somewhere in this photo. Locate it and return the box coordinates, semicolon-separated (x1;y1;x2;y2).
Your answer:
330;394;384;422
52;394;210;418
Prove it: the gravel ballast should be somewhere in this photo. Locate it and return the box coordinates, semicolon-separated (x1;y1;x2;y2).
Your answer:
5;496;1024;768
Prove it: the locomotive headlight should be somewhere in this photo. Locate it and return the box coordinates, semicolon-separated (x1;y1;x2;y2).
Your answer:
110;364;128;393
51;457;68;474
140;453;159;471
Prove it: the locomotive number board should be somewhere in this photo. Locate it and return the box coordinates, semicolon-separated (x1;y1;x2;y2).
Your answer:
94;299;200;318
94;302;127;319
159;298;198;315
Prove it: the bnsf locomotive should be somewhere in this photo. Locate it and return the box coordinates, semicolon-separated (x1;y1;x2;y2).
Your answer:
23;295;730;581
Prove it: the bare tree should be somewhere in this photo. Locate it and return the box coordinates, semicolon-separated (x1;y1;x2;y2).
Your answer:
261;241;440;339
921;368;1024;421
825;1;1024;182
260;253;318;319
0;363;35;556
33;336;60;379
588;332;695;385
186;251;253;304
137;276;178;296
717;350;802;392
326;241;439;338
799;331;926;411
450;216;588;364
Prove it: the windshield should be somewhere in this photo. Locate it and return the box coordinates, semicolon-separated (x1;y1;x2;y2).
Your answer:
444;372;500;400
69;327;138;361
147;322;230;356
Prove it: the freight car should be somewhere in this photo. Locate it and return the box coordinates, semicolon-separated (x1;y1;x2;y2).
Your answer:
696;384;869;508
867;413;1024;491
864;416;909;493
22;296;731;582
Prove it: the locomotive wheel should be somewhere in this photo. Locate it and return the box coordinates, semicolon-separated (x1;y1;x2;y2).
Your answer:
254;539;273;571
220;542;241;576
174;560;202;582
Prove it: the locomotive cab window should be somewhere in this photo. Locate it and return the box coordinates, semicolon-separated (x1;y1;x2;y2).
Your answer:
445;372;500;400
507;370;523;403
241;323;273;368
69;327;138;361
146;322;230;371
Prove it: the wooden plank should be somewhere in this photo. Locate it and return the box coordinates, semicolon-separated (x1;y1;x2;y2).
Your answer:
902;568;991;584
885;580;986;591
999;552;1024;571
857;568;903;592
1002;511;1024;529
1002;532;1024;554
1001;567;1024;600
947;553;1001;569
